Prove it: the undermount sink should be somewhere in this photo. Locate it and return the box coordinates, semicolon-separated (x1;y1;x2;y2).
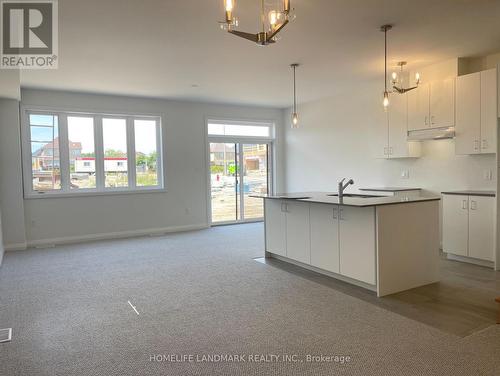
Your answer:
327;193;380;198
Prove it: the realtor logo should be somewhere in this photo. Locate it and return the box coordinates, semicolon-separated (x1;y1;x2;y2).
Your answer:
1;0;58;69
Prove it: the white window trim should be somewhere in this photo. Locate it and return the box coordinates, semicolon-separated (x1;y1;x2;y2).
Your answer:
21;107;165;199
206;118;275;141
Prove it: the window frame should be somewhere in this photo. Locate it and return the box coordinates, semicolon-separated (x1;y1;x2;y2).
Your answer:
21;107;164;199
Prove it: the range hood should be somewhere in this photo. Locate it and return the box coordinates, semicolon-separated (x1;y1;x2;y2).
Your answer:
407;127;455;141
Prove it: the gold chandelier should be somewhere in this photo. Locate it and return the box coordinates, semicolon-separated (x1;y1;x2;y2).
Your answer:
220;0;294;45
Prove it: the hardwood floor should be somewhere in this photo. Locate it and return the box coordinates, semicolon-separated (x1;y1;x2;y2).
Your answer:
256;254;500;337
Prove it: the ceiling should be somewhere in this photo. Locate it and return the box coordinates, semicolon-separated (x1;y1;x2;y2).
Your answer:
20;0;500;108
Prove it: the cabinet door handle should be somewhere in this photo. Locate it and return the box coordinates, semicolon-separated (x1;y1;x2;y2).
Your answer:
482;139;488;149
339;208;345;221
462;200;468;210
389;147;393;155
474;140;479;151
383;147;388;155
431;115;435;125
333;207;338;219
470;200;477;210
281;202;288;212
424;116;428;126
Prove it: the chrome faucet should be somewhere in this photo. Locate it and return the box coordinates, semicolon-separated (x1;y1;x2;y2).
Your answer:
338;178;354;199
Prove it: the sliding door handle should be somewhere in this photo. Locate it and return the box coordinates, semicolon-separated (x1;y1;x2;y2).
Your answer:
462;200;468;210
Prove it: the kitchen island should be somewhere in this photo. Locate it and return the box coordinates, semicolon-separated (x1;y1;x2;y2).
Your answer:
252;192;441;297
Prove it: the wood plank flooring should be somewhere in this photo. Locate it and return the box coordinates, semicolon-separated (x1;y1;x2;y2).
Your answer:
256;254;500;337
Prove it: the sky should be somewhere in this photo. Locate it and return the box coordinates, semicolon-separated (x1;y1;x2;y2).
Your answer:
30;114;157;155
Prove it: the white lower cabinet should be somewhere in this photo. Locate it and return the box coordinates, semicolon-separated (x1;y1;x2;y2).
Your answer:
285;201;311;264
442;194;495;262
468;196;495;261
265;199;377;285
264;199;287;257
338;206;376;285
310;203;340;273
442;195;469;257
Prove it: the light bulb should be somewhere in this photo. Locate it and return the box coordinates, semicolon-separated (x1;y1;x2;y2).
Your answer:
224;0;234;23
269;10;278;26
391;72;397;81
291;112;299;128
383;92;389;109
415;72;420;84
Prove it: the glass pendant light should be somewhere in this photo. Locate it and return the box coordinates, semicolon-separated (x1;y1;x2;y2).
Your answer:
381;24;392;111
291;63;299;128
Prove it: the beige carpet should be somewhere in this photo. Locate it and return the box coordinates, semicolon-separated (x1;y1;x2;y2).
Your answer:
0;223;499;376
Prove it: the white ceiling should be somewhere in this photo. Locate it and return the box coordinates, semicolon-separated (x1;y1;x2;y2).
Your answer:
20;0;500;108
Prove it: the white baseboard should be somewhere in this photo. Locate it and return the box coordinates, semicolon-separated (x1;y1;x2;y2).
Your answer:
445;253;494;268
23;224;209;249
4;242;28;251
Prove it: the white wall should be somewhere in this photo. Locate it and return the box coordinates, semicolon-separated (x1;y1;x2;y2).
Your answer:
0;70;25;256
17;89;284;245
283;79;496;195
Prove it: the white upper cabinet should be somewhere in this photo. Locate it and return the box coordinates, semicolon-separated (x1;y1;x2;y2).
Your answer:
377;93;421;159
456;72;481;154
388;93;421;158
480;68;497;154
456;68;497;155
408;79;455;131
430;78;455;128
408;83;430;131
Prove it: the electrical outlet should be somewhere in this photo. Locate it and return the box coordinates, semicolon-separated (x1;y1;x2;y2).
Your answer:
401;170;410;179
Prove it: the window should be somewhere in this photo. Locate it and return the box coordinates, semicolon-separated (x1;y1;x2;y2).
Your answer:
23;109;163;197
207;122;272;138
134;119;159;187
29;114;61;191
68;116;96;189
103;118;128;188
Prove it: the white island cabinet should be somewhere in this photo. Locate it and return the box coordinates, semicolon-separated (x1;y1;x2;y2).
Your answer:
263;193;440;297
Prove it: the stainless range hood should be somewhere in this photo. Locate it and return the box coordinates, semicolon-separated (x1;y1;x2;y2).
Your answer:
407;126;455;141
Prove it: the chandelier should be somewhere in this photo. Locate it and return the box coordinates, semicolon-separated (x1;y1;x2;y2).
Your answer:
220;0;294;45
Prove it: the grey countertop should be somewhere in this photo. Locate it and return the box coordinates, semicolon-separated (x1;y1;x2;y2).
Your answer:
359;187;422;192
251;192;441;207
441;190;496;197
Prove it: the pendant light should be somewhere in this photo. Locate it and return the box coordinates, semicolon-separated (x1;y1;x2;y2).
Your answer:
381;24;392;110
291;63;299;128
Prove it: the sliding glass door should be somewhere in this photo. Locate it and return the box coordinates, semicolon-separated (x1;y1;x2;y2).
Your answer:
209;142;271;224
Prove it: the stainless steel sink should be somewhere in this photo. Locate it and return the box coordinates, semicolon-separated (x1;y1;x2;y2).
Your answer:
327;193;380;198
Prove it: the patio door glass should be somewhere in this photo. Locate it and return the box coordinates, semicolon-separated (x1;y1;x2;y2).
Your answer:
209;142;270;224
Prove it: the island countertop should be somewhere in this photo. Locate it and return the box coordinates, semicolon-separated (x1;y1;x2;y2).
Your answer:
251;191;441;207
